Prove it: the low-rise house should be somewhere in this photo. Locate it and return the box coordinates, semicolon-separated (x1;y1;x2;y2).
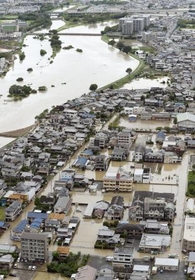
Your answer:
11;219;28;241
54;196;72;214
164;151;181;163
144;151;164;163
187;252;195;275
72;265;97;280
131;265;150;280
5;200;22;221
140;219;169;234
95;155;110;171
113;246;134;277
93;201;109;219
139;233;171;253
134;145;145;162
111;147;128;161
154;258;179;271
0;254;14;271
105;196;124;220
115;223;144;239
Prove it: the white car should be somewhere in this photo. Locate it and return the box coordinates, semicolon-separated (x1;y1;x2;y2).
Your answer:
28;266;32;270
32;266;36;271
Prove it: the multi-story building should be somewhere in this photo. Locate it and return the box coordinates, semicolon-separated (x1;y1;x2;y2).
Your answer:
182;216;195;252
103;168;133;192
21;232;48;262
117;130;134;149
5;201;22;221
113;247;134;278
144;197;166;220
105;196;124;221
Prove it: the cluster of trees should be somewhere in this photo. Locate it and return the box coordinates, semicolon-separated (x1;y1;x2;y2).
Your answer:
187;170;195;196
8;84;37;99
34;197;50;212
63;12;127;25
177;19;195;28
18;10;52;30
49;32;62;51
47;252;90;277
116;41;132;54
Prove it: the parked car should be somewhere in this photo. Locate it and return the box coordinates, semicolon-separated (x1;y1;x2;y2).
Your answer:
32;266;36;270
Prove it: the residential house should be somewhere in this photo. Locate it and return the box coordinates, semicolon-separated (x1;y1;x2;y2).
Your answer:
117;129;135;149
139;233;171;253
105;196;124;220
5;200;22;221
72;265;97;280
154;258;179;271
95;155;110;171
54;196;72;214
0;255;14;271
164;151;181;163
134;145;145;162
93;201;109;219
134;169;143;183
156;131;166;144
111;147;128;161
115;222;145;239
187;252;195;275
144;150;164;163
113;246;134;278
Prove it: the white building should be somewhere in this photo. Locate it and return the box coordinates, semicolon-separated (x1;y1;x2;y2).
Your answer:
177;112;195;129
103;168;133;192
182;216;195;252
154;258;179;271
134;169;143;183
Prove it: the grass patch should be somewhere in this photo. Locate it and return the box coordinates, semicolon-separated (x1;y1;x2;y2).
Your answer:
187;171;195;197
0;208;5;221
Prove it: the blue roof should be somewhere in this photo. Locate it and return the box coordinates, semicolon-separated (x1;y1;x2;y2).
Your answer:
0;221;5;227
13;219;28;233
27;212;48;220
82;149;93;155
74;157;88;167
31;218;43;229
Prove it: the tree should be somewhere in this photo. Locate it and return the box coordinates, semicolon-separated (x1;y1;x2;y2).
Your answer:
122;45;132;54
173;117;177;125
89;84;98;91
108;39;116;46
126;68;132;75
192;164;195;174
116;41;124;51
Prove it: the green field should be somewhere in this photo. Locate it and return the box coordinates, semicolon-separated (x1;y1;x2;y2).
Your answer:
0;207;5;221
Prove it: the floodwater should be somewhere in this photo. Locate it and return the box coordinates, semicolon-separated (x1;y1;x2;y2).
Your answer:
33;272;68;280
0;137;15;148
0;21;140;132
123;77;169;90
119;117;171;130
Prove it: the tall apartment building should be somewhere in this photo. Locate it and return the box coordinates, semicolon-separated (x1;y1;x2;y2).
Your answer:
21;232;48;262
119;15;150;36
182;216;195;252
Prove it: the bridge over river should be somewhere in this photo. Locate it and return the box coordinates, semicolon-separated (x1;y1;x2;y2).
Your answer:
31;32;102;36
